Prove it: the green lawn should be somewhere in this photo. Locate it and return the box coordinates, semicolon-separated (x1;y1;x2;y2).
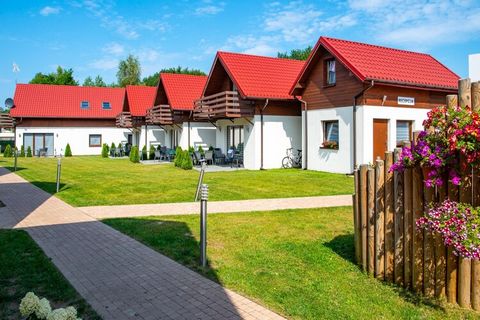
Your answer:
0;230;100;320
104;207;479;320
0;156;353;207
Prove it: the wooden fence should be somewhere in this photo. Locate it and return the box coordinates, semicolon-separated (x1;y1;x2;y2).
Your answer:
353;79;480;310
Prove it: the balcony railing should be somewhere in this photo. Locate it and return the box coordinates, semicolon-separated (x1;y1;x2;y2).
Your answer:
146;105;174;125
194;91;254;120
0;113;14;128
116;112;133;128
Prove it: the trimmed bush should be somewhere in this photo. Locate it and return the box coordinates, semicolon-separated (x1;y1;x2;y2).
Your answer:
188;146;194;153
141;145;147;160
64;143;72;157
101;143;109;158
110;142;116;151
198;146;205;155
3;144;12;157
149;145;155;160
157;145;162;151
208;145;214;151
129;146;140;163
174;147;183;167
181;150;193;170
27;146;32;157
20;145;25;157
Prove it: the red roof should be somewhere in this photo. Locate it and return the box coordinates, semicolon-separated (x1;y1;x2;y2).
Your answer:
11;84;125;119
160;73;207;110
125;85;156;116
292;36;459;94
215;51;304;100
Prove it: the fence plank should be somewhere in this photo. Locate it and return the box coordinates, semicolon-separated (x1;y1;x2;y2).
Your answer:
354;170;361;265
367;167;375;274
360;165;368;271
458;156;472;308
384;152;395;282
472;82;480;112
375;160;385;279
404;168;413;288
423;177;435;297
459;78;472;109
473;167;480;311
394;149;404;286
412;167;424;293
446;94;458;109
446;178;459;304
434;177;447;298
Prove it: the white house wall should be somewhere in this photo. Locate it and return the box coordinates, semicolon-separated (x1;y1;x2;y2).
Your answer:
179;122;216;150
15;126;131;156
137;125;165;150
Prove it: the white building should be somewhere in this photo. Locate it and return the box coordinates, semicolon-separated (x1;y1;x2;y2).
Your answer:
290;36;460;173
194;51;303;169
11;84;130;156
469;54;480;82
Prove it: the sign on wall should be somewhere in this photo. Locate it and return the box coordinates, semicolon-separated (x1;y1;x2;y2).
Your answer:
397;96;415;106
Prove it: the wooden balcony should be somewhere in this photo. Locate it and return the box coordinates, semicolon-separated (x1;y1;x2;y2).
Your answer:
146;105;174;125
116;112;133;128
0;113;14;128
194;91;254;120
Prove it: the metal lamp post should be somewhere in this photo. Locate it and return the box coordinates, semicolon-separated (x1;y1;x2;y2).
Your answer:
13;148;18;172
200;184;208;267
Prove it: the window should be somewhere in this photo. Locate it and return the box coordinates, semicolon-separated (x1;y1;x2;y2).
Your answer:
89;134;102;147
396;120;412;146
227;126;244;149
81;101;89;109
325;59;336;86
24;133;54;156
102;102;111;109
322;120;339;149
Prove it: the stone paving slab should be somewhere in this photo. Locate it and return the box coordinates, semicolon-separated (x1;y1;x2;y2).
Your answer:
0;168;285;320
80;195;352;219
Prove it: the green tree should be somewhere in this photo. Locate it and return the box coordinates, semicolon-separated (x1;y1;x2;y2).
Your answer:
30;66;78;85
181;150;193;170
26;146;32;157
117;54;141;87
149;145;155;160
3;144;12;157
141;145;147;160
141;67;206;87
83;76;95;86
277;46;312;61
94;75;107;87
20;145;25;157
64;143;72;157
174;147;183;167
101;144;109;158
129;146;140;163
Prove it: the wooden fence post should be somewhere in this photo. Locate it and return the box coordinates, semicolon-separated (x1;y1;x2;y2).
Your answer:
375;160;385;279
354;170;361;264
360;165;368;271
384;152;395;282
404;167;413;288
367;167;375;274
393;148;404;285
472;82;480;112
459;78;472;109
472;164;480;311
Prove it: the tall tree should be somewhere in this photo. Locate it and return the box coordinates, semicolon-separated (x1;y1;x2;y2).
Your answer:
83;76;95;86
30;66;78;85
94;75;107;87
277;46;312;61
142;67;206;87
117;54;141;87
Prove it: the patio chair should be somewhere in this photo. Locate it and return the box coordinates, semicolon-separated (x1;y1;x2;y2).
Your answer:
232;143;244;168
154;150;161;161
193;151;202;165
204;150;214;165
167;148;176;162
116;147;123;157
160;146;167;160
213;148;226;165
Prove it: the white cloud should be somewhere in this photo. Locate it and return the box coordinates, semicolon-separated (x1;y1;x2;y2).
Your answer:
102;42;125;56
39;6;61;16
89;58;118;70
195;4;224;15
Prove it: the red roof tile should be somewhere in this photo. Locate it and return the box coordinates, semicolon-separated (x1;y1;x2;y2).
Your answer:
216;51;304;100
125;85;156;116
292;36;459;94
160;73;207;110
11;84;125;119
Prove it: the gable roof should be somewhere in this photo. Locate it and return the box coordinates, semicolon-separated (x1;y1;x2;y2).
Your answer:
125;85;157;116
208;51;304;100
10;84;125;119
291;36;459;95
160;73;207;110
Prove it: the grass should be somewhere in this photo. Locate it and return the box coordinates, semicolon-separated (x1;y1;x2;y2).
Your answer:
0;229;100;320
104;207;479;320
0;156;353;207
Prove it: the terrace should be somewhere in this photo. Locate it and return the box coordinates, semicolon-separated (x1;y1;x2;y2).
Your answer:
0;113;14;128
145;104;188;126
193;91;255;120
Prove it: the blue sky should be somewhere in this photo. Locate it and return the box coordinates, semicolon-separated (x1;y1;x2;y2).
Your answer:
1;0;480;104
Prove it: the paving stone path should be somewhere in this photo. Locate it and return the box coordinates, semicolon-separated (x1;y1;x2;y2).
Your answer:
80;195;352;219
0;168;284;320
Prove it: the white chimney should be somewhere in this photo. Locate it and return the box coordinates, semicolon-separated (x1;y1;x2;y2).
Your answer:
469;54;480;82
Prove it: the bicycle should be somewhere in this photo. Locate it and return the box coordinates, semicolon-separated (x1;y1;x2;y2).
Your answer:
282;148;302;168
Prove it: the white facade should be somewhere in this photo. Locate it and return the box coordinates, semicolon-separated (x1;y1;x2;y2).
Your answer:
469;54;480;82
304;105;429;174
215;115;301;169
15;126;131;156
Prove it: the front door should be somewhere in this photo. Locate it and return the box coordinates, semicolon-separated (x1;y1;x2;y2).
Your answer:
373;119;388;161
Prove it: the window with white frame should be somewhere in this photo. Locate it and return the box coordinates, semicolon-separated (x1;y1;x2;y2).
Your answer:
325;59;336;85
227;126;244;149
322;120;339;149
396;120;412;146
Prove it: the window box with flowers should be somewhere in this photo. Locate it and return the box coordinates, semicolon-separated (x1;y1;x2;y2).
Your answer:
321;120;339;150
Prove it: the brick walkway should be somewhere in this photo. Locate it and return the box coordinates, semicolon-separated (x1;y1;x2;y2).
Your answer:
80;195;352;219
0;168;284;320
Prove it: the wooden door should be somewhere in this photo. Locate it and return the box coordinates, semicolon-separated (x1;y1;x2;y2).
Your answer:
373;119;388;161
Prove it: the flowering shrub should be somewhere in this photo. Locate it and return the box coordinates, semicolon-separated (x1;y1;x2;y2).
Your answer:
18;292;81;320
390;105;480;187
321;141;338;149
417;200;480;259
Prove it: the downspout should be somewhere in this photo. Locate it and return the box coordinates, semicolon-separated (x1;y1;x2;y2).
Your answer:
296;97;308;170
260;99;269;170
353;80;375;172
144;123;148;155
188;111;193;148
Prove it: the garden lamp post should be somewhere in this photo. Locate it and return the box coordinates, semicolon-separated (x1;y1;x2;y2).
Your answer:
200;183;208;268
56;157;61;193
